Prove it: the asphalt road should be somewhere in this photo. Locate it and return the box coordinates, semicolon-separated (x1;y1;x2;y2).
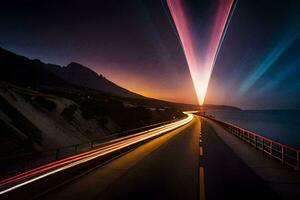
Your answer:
200;117;279;200
37;116;200;200
34;116;278;200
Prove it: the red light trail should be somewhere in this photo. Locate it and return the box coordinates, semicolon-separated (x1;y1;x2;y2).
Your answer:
0;114;193;195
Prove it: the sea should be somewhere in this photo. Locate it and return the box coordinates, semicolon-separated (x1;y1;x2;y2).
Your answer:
204;110;300;149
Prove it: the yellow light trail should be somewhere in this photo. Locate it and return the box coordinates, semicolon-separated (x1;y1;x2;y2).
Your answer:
0;114;193;195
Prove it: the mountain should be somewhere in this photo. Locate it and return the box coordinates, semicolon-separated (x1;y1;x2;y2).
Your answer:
0;47;143;98
0;47;240;111
0;47;66;87
46;62;144;99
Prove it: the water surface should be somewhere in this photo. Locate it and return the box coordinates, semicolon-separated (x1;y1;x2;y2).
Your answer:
205;110;300;149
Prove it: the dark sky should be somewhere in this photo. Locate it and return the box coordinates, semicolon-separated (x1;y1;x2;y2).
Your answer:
0;0;197;103
205;0;300;109
0;0;300;109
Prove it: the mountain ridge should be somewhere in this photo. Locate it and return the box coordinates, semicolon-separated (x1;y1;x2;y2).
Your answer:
46;61;144;99
0;47;143;99
0;46;241;111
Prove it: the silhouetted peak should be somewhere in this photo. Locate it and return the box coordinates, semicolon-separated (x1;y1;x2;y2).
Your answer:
32;59;43;64
66;62;85;69
64;62;99;78
0;46;143;99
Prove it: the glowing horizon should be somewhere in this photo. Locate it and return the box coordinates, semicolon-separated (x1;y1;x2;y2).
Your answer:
166;0;236;105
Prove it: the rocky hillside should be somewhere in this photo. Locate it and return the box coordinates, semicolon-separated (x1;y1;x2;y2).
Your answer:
0;46;191;160
0;82;184;158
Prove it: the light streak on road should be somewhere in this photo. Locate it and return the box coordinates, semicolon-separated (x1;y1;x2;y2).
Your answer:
0;114;194;195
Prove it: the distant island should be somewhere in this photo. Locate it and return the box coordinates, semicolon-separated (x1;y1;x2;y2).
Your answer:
200;104;242;111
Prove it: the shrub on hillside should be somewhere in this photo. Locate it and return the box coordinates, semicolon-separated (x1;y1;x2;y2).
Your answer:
61;104;78;121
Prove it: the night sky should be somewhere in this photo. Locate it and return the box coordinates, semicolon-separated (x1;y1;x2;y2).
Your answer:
0;0;300;109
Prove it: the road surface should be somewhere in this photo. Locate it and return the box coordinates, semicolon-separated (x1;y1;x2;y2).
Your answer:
31;116;277;200
200;117;278;200
0;115;281;200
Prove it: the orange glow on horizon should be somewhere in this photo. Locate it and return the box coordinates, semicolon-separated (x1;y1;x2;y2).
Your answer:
93;66;199;105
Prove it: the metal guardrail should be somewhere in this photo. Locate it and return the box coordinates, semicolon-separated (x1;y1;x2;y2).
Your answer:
51;118;179;160
198;113;299;170
0;118;180;178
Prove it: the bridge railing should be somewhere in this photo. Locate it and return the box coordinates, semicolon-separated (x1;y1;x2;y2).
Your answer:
198;113;299;170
